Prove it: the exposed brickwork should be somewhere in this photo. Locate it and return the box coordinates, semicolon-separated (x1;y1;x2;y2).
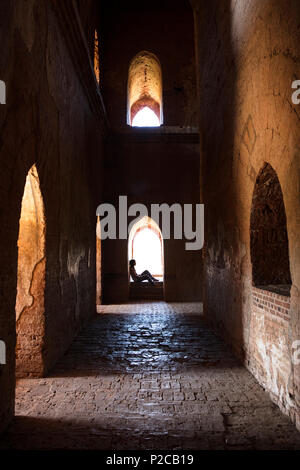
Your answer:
100;1;197;127
1;303;300;450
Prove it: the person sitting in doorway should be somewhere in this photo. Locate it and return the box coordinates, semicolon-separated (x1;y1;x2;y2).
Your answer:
129;259;160;285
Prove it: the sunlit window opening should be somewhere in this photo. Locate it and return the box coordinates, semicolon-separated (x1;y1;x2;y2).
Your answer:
127;51;163;126
132;106;160;127
128;216;164;281
96;216;102;306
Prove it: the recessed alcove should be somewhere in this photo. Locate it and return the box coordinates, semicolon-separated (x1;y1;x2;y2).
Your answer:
127;51;163;127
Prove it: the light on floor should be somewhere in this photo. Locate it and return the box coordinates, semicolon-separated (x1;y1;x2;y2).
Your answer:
132;107;160;127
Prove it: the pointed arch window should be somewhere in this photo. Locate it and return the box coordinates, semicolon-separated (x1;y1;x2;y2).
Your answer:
127;51;163;127
94;29;100;84
250;163;291;295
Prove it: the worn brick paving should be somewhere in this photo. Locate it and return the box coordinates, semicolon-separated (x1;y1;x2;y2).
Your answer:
1;302;300;450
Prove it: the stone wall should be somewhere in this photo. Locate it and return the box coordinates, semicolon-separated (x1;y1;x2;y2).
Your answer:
102;128;202;303
100;0;197;128
0;0;105;431
193;0;300;429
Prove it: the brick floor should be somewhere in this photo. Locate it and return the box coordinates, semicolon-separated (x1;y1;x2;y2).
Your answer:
1;302;300;450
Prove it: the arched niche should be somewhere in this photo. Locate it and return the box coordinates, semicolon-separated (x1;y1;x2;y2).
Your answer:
250;162;291;295
94;29;100;84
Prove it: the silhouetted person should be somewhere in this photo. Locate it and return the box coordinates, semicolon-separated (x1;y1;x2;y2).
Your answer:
129;259;159;285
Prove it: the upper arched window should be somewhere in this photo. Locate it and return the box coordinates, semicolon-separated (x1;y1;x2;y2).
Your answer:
127;51;163;127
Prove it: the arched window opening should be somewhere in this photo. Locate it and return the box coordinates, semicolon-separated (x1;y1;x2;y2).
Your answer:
128;216;164;280
250;163;291;296
96;216;102;306
127;51;162;127
16;165;46;377
94;29;100;84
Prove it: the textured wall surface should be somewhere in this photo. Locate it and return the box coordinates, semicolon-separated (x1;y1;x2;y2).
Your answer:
249;286;293;415
1;0;299;440
194;0;300;428
100;0;197;128
0;0;104;431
